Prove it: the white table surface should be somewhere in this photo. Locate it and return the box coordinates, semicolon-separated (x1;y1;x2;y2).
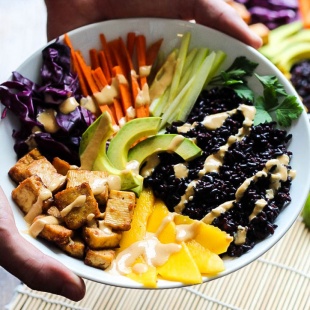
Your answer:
0;0;47;83
0;1;47;308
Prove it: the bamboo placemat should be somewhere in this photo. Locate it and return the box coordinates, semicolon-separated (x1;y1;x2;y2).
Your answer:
6;217;310;310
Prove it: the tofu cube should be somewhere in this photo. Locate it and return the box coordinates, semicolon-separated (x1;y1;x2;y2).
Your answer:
30;215;73;245
58;237;85;259
52;157;78;176
55;182;100;230
83;226;122;249
12;175;52;221
9;148;44;183
84;249;115;270
67;170;109;205
25;158;67;192
104;197;134;231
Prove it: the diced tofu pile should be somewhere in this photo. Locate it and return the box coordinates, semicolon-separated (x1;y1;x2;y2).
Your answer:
9;148;136;270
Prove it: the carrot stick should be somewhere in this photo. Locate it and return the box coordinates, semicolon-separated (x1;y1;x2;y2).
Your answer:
299;0;310;28
75;51;100;94
112;66;133;116
98;50;112;84
136;35;148;88
113;98;125;124
63;34;89;96
127;32;136;59
99;104;117;125
100;33;114;72
109;38;131;80
146;38;163;65
93;67;108;88
89;48;100;69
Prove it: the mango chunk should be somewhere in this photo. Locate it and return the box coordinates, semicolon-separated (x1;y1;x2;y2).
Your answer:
174;213;232;255
157;242;202;284
157;220;176;244
195;222;233;255
117;188;155;253
146;199;170;233
186;239;225;275
126;257;157;288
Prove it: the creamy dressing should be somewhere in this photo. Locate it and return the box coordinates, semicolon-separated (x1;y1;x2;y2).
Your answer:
90;178;107;196
37;109;60;133
167;135;185;152
59;97;79;114
249;199;267;221
177;122;197;134
113;235;181;275
60;195;86;217
139;65;152;78
201;200;235;225
175;221;200;242
80;96;98;114
29;215;59;238
234;225;248;245
126;160;140;176
140;153;160;178
126;106;136;120
107;175;122;191
135;83;150;108
174;180;197;213
173;163;188;179
98;220;113;235
24;188;53;224
94;78;119;105
202;109;236;130
149;52;176;101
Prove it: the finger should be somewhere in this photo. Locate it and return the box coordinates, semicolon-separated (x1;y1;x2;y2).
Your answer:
0;186;86;301
192;0;263;49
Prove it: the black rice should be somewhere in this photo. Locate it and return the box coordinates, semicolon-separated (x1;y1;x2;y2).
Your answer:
143;87;293;257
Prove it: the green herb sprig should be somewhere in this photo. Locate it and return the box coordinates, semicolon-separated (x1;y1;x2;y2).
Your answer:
253;74;303;127
211;56;304;127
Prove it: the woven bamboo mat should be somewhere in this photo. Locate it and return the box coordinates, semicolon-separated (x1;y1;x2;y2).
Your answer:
6;217;310;310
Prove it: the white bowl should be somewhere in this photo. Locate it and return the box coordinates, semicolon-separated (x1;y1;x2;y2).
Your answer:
1;18;310;288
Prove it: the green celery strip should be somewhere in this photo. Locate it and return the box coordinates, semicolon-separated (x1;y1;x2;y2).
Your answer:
177;51;217;122
167;32;191;103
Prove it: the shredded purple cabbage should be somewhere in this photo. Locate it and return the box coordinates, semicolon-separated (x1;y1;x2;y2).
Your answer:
0;41;95;165
236;0;299;29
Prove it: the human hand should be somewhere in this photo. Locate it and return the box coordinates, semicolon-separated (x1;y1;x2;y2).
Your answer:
0;186;86;301
45;0;262;48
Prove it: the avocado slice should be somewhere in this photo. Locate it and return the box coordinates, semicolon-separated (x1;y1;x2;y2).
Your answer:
79;111;141;192
107;117;162;170
79;111;114;170
128;133;202;169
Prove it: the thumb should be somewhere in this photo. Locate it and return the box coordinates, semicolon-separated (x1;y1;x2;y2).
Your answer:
0;186;86;301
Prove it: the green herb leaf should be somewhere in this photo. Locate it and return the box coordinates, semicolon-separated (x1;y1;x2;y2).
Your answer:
233;84;254;101
226;56;258;77
211;56;258;93
254;74;303;127
275;95;304;127
254;106;273;126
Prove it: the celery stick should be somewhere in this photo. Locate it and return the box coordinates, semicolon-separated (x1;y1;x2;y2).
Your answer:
182;48;198;74
178;47;209;92
149;49;178;102
167;32;191;103
150;87;170;116
160;76;196;128
203;50;226;87
177;52;216;122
